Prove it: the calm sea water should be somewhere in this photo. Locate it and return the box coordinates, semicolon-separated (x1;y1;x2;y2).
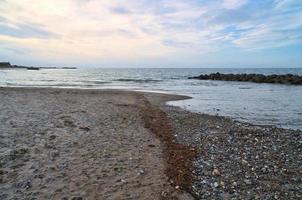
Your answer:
1;68;302;130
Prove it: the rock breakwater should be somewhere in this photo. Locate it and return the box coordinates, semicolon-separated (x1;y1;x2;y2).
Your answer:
189;73;302;85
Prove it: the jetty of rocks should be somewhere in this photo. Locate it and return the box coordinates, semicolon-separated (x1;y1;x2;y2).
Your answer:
189;72;302;85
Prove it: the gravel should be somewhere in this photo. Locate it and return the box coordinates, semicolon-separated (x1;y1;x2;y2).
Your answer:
163;105;302;199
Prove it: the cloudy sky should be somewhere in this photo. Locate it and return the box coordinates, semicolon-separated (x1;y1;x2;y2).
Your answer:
0;0;301;67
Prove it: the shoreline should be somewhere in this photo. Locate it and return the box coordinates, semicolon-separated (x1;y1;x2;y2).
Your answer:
1;86;300;131
0;87;301;199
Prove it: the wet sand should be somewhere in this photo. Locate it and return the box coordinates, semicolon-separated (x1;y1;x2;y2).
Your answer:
0;87;301;199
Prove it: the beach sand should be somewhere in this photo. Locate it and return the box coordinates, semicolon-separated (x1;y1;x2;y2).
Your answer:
0;87;301;199
0;88;194;200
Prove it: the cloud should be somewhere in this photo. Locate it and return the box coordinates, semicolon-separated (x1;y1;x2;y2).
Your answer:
0;16;6;22
0;22;57;39
0;0;301;66
222;0;247;9
162;39;193;48
110;6;131;14
230;0;302;49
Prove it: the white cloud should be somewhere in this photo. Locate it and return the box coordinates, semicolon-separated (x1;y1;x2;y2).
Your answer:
222;0;247;9
0;0;215;63
0;1;169;60
0;0;301;65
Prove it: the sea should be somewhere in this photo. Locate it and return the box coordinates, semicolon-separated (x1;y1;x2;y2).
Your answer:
1;68;302;130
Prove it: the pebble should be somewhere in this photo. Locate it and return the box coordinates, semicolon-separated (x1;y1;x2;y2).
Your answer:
241;159;248;165
244;179;252;185
220;181;225;187
164;105;302;199
212;168;220;176
49;135;56;140
137;169;145;175
71;197;83;200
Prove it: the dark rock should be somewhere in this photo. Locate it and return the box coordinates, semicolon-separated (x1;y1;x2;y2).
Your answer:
79;126;90;131
49;135;56;140
26;67;40;70
189;73;302;85
0;62;11;68
71;197;83;200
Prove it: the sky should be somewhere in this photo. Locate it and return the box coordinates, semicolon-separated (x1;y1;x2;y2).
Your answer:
0;0;301;68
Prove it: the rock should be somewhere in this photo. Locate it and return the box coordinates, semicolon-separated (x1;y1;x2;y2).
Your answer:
261;165;268;173
71;197;83;200
220;181;225;187
220;192;231;199
49;135;56;140
202;169;211;176
212;168;221;176
0;62;12;68
241;159;248;165
189;73;302;85
244;179;252;185
79;127;90;131
138;169;145;175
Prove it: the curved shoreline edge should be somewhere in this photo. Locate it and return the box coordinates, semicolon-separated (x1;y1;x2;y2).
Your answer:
137;89;302;199
139;92;198;199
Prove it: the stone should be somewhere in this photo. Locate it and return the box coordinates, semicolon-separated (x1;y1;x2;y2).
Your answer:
220;181;225;187
244;179;252;185
71;197;83;200
49;135;56;140
212;168;221;176
189;73;302;85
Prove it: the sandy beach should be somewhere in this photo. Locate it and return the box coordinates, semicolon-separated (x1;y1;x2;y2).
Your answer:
1;0;302;199
0;87;301;199
0;87;194;200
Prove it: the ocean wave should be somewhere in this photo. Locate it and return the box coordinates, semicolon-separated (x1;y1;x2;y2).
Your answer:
80;80;111;84
30;80;111;85
35;79;57;82
113;78;162;83
189;82;218;86
169;77;184;80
